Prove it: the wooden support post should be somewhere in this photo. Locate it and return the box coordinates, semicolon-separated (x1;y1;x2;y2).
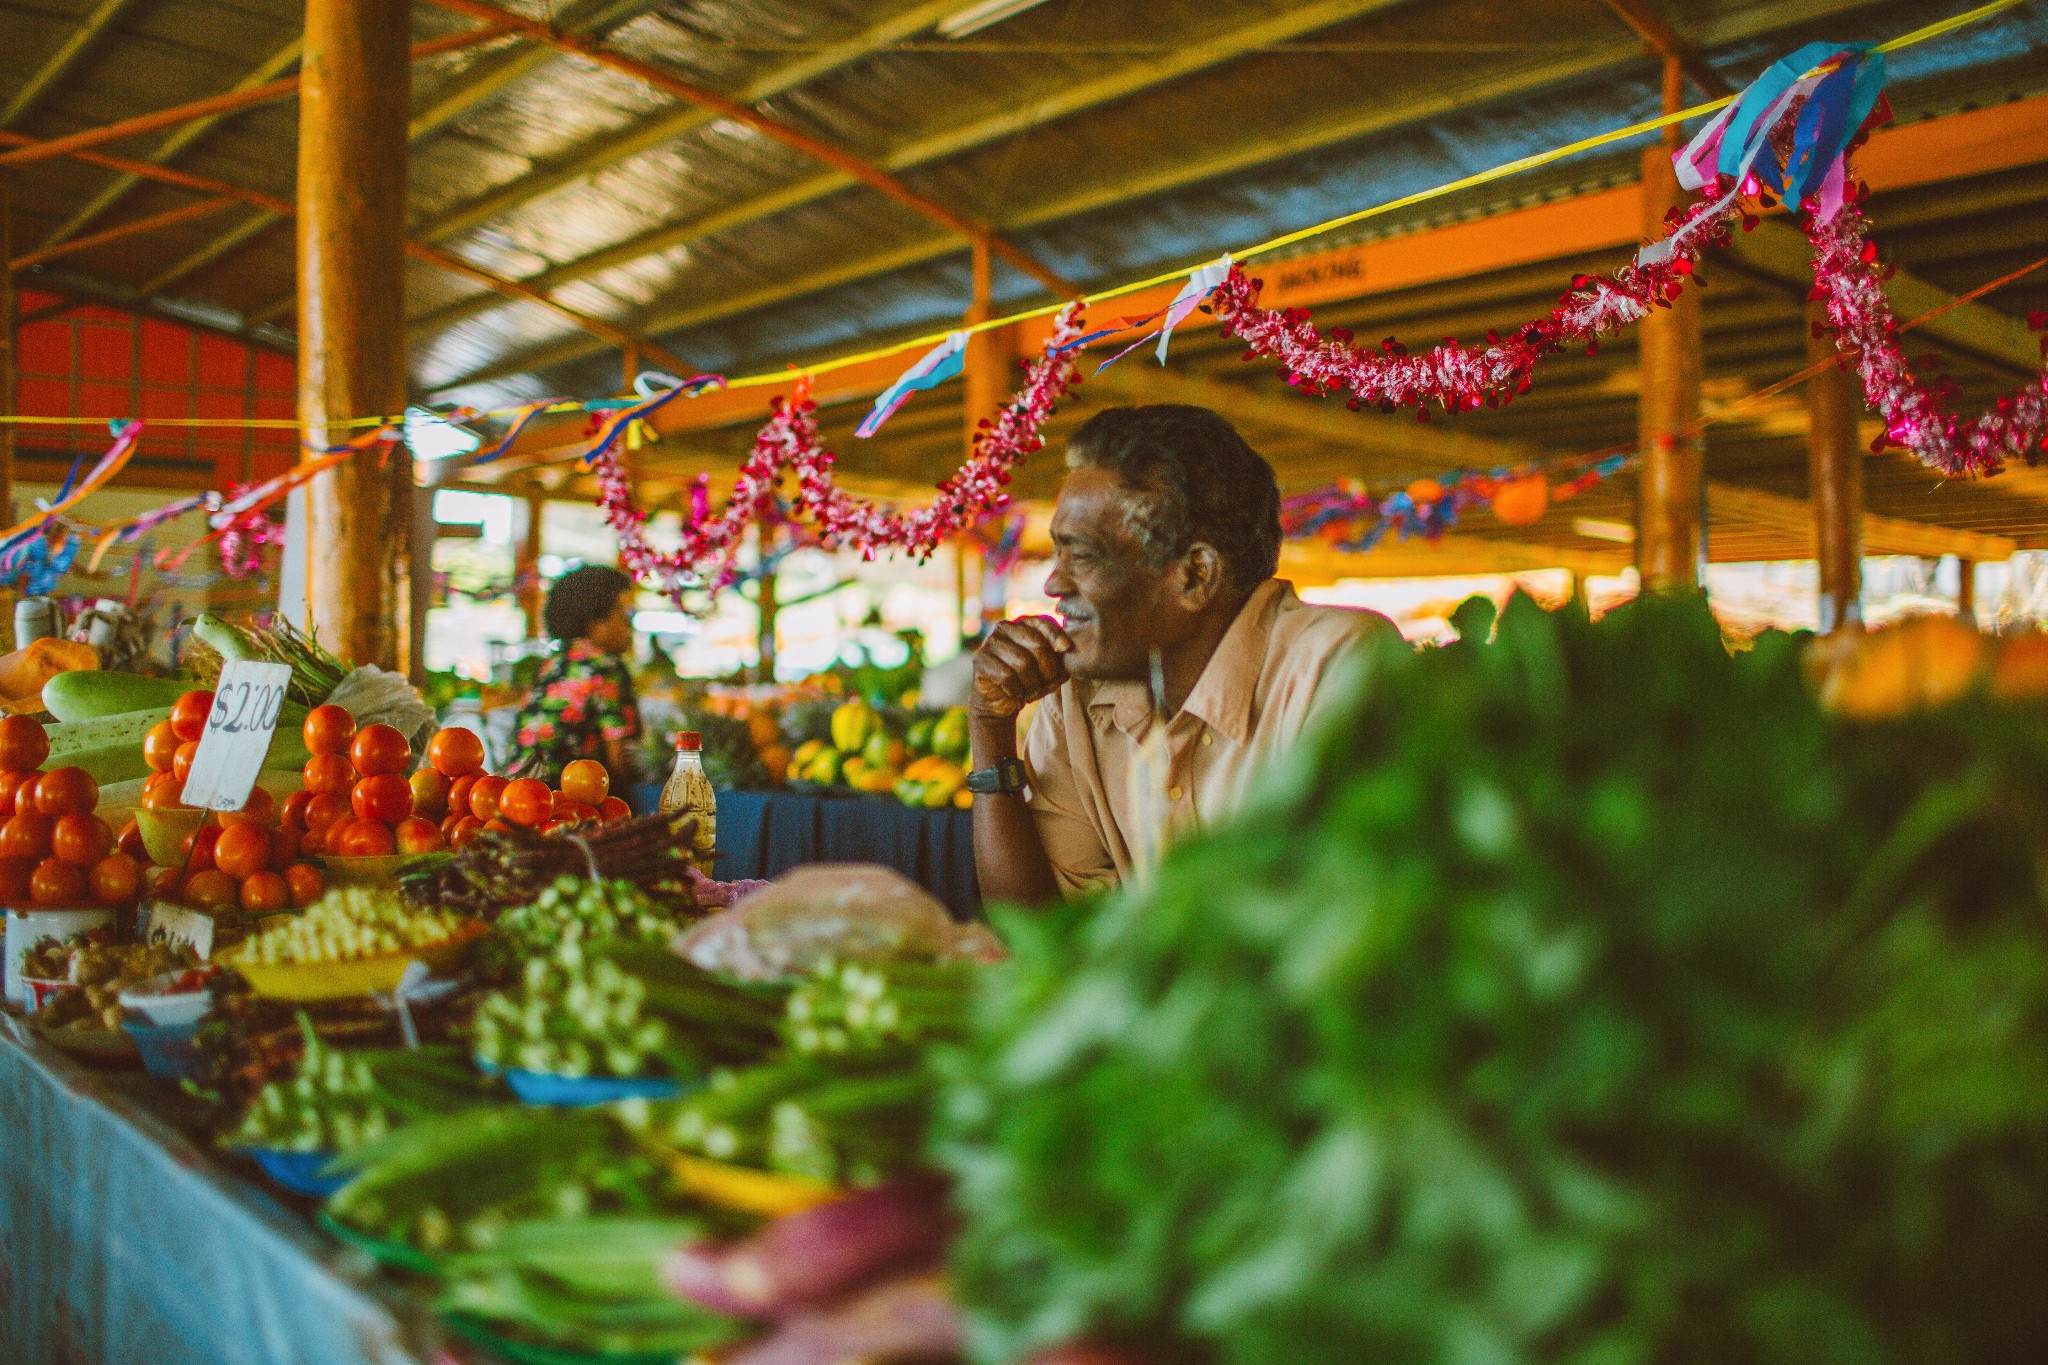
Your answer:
518;494;544;638
961;236;1016;462
0;174;14;536
298;0;411;668
1805;296;1863;633
405;483;434;683
1957;558;1977;624
756;557;778;684
1634;57;1704;594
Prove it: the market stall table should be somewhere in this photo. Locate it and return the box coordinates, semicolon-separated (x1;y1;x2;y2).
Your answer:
0;1015;449;1365
629;786;980;919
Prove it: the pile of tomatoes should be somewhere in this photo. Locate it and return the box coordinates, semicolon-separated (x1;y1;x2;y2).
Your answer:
0;715;145;908
137;687;225;812
288;705;449;860
413;738;629;849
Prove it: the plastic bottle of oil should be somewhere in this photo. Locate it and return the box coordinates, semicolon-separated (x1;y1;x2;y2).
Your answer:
658;731;718;875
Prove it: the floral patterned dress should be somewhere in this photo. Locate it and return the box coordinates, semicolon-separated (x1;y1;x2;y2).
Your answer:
511;640;641;782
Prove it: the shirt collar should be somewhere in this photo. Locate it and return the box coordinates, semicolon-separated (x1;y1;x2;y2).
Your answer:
1082;580;1291;745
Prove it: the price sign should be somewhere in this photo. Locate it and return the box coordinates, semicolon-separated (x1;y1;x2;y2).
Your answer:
138;900;215;959
179;659;293;812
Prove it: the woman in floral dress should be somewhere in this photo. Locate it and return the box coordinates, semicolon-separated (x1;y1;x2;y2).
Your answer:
511;564;642;787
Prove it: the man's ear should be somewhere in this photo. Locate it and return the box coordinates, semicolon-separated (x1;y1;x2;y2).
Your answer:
1176;543;1227;610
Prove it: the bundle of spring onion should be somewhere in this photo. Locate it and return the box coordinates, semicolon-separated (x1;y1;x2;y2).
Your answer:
471;935;783;1080
472;875;681;982
229;1022;493;1154
186;613;348;708
437;1217;744;1358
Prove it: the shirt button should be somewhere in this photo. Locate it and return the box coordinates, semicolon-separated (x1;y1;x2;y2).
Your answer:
1200;733;1213;747
1168;785;1185;801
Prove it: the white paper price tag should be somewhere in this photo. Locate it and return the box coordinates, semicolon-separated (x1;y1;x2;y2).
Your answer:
179;659;293;812
140;900;215;959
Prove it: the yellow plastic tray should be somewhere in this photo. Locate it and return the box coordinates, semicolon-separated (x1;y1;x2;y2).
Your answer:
226;920;484;1001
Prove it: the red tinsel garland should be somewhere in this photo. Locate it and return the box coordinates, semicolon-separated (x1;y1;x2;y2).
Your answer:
590;304;1086;602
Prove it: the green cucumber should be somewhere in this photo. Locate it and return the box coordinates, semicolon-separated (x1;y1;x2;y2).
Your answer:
191;614;260;664
44;705;311;785
42;673;188;723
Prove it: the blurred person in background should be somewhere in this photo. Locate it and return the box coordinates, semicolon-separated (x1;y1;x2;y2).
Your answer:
511;564;643;786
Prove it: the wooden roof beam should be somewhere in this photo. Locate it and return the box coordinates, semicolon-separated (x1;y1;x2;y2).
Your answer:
407;0;1407;341
2;0;145;128
1705;482;2018;560
425;0;1889;390
0;128;694;374
0;24;515;169
9;195;241;272
1592;0;1737;99
38;37;302;252
422;0;1073;295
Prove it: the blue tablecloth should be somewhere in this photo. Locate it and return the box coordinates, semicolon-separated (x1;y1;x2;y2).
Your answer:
0;1017;441;1365
630;786;981;920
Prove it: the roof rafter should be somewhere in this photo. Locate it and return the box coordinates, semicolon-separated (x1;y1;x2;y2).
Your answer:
1592;0;1738;98
1;0;144;128
38;36;303;251
9;195;240;272
431;0;1884;392
409;0;1412;343
422;0;1075;294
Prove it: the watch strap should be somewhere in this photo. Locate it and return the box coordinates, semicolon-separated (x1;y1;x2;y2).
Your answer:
965;756;1028;795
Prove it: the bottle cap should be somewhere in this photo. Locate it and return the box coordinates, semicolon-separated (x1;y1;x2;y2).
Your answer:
675;731;702;751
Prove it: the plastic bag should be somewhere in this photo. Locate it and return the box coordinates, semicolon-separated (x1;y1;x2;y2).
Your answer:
678;865;1003;982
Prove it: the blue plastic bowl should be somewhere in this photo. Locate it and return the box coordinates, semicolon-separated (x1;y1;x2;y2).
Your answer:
120;1018;204;1082
244;1147;350;1198
498;1068;684;1107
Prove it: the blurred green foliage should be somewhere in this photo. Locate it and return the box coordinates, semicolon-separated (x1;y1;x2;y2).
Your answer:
937;592;2048;1365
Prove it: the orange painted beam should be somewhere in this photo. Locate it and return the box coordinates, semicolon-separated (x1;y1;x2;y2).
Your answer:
9;195;240;271
422;0;1075;296
0;24;515;169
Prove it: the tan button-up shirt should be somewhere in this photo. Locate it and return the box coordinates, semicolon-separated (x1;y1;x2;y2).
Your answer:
1020;579;1395;894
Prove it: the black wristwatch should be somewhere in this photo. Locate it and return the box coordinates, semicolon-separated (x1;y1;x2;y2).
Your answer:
965;756;1028;795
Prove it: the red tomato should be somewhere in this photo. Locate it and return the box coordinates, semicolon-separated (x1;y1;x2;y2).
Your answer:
559;759;610;808
279;790;314;832
482;817;511;835
303;753;353;795
267;825;301;872
90;853;141;906
140;771;184;810
116;818;145;861
0;813;52;863
446;774;477;819
352;773;413;825
0;715;50;773
30;857;86;906
284;862;324;907
558;801;599;825
448;815;483;849
303;791;348;834
409;767;451;819
213;823;272;880
336;820;396;857
497;778;552;829
170;741;200;788
302;704;355;757
34;766;98;818
51;813;112;867
0;856;34;901
182;869;238;910
597;795;631;823
298;823;328;856
142;721;181;774
439;812;462;837
0;769;32;817
239;871;289;914
182;824;222;873
350;724;410;777
148;866;180;899
393;815;446;855
539;815;576;835
220;785;275;829
427;727;485;779
467;775;508;823
170;690;214;743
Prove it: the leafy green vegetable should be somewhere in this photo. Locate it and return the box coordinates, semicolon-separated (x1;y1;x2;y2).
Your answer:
937;593;2048;1365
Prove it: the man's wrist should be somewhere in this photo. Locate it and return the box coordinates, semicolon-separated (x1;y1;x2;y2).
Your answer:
968;713;1020;767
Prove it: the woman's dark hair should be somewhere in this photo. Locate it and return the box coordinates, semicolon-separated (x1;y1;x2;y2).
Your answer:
543;564;633;642
1065;404;1282;593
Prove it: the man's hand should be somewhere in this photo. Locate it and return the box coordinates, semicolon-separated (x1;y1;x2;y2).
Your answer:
969;616;1072;723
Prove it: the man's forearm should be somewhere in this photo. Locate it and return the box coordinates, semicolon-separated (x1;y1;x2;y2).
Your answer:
969;717;1061;908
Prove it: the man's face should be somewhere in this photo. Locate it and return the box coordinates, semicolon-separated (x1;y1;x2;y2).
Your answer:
1043;465;1181;680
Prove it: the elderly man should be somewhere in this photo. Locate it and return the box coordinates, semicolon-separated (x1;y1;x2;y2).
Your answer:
967;404;1396;903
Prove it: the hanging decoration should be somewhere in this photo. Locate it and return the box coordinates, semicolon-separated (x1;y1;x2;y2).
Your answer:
1280;450;1632;553
589;304;1086;606
857;331;969;437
